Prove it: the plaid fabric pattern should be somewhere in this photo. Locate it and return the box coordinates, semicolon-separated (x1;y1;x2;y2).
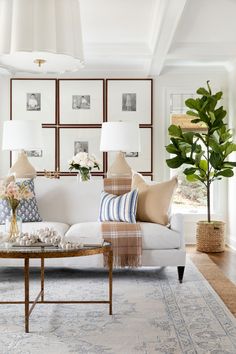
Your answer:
103;178;132;196
102;222;142;267
102;178;142;268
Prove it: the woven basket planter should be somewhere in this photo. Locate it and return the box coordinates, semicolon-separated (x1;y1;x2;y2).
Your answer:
196;221;225;253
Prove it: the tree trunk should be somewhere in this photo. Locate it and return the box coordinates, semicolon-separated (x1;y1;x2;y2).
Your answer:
207;181;211;223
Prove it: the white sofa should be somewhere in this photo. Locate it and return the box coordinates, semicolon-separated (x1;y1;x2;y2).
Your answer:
0;178;186;282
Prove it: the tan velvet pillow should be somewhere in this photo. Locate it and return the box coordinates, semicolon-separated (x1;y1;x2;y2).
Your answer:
132;173;178;225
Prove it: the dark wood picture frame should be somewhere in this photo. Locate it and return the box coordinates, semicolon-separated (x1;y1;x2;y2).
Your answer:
10;78;57;126
58;79;105;126
58;126;105;176
106;78;153;126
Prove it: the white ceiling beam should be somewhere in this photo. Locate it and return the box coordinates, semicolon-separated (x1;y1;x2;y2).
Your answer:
149;0;188;76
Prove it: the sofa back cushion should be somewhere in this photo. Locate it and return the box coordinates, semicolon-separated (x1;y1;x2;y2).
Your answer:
34;177;103;224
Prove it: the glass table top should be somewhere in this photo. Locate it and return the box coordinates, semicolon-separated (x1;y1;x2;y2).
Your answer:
0;241;110;255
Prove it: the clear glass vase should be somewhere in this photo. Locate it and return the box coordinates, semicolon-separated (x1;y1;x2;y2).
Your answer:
5;208;22;242
77;170;91;182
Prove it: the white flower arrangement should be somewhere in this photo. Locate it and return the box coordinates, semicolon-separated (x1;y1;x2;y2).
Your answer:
68;152;100;181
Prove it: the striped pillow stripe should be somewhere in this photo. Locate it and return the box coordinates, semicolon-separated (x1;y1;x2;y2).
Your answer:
99;189;138;223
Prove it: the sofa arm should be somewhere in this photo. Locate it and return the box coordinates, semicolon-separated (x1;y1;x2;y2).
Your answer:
169;213;185;249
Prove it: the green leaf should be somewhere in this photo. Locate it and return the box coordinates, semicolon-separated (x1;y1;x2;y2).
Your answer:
196;87;210;96
183;167;197;175
214;91;223;101
168;125;182;137
166;144;179;154
185;98;199;110
166;156;184;169
225;143;236;157
209;111;215;123
208;138;221;153
186;110;199;117
224;161;236;167
182;132;194;144
210;152;223;169
215;169;234;177
186;174;201;182
199;160;208;172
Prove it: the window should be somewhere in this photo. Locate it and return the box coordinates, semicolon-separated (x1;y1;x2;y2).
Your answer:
169;93;208;213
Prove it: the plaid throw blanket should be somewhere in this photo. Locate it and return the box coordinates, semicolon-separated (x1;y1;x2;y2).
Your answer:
102;178;142;268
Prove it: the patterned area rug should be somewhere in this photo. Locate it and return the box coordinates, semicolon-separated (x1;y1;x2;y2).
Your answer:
0;260;236;354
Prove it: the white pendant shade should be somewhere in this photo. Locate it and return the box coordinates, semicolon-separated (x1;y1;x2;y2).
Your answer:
100;122;141;152
0;0;84;73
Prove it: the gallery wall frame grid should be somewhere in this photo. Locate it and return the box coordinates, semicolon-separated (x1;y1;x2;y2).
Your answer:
10;78;153;178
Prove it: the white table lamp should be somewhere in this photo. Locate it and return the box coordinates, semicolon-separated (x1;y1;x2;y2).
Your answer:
100;122;140;177
2;120;43;178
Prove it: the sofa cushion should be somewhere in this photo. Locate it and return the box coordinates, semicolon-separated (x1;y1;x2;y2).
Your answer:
65;222;180;250
98;189;138;223
132;173;178;226
0;221;70;237
0;179;42;224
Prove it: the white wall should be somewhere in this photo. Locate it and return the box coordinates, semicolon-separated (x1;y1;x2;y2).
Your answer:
0;67;229;244
227;62;236;250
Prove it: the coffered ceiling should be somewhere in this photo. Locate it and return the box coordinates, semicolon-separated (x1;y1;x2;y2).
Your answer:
79;0;236;75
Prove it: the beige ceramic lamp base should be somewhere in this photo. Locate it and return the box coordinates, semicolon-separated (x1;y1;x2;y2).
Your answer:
107;151;132;178
10;151;36;178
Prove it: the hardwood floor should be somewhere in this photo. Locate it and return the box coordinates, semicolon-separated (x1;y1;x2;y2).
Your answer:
187;245;236;284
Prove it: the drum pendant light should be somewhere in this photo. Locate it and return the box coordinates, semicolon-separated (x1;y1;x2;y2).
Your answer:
0;0;84;73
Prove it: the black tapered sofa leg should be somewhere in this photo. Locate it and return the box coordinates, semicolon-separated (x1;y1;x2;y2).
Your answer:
177;266;185;283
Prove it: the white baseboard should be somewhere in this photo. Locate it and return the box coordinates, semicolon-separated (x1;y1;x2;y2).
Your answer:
227;242;236;251
226;235;236;250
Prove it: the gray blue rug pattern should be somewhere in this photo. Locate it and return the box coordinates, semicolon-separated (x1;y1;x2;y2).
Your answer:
0;260;236;354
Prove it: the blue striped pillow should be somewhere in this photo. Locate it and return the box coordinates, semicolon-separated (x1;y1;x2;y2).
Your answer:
99;189;138;223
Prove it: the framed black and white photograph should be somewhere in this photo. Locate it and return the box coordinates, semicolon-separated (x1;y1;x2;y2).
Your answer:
122;93;136;111
26;93;41;111
59;79;104;124
59;128;104;173
72;95;90;110
125;151;139;157
74;141;89;154
106;79;153;125
26;150;43;158
11;79;56;124
108;128;152;173
11;128;56;172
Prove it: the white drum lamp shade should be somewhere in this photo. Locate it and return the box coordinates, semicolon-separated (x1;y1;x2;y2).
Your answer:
2;120;43;151
0;0;84;73
100;122;141;153
2;120;43;178
100;122;141;177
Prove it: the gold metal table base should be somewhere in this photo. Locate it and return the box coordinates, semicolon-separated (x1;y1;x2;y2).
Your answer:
0;249;113;333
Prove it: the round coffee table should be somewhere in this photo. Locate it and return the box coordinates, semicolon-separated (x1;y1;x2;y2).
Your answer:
0;242;113;333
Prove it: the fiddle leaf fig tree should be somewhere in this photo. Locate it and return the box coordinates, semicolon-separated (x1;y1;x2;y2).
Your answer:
166;81;236;223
